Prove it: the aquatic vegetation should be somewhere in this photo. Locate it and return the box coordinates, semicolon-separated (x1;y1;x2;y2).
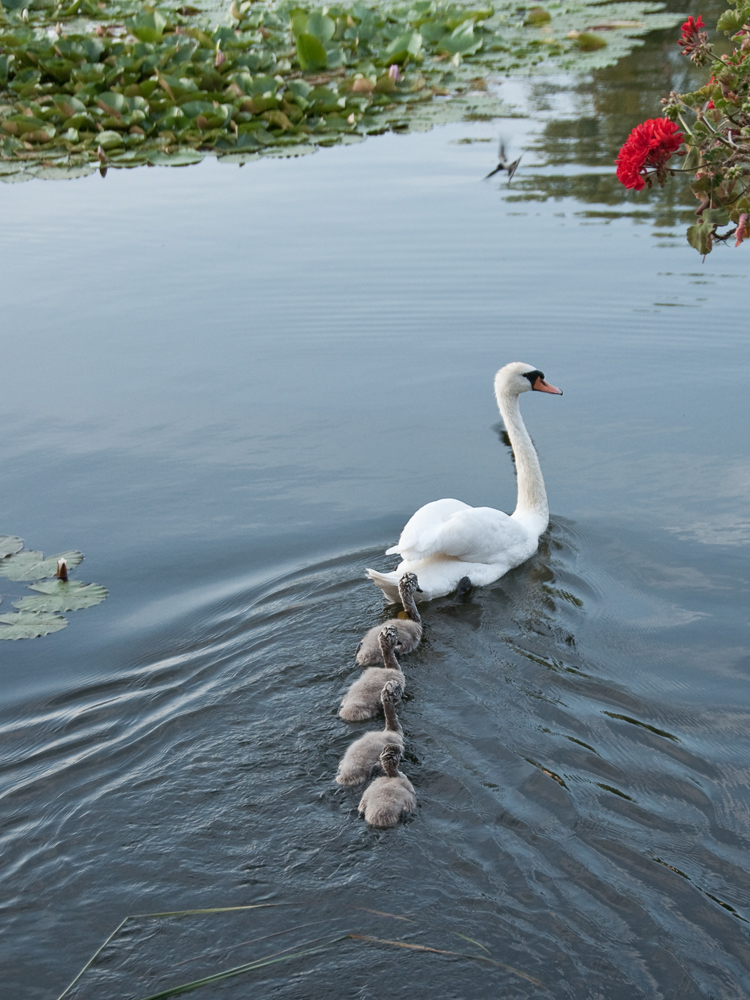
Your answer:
616;4;750;254
0;537;107;639
0;0;678;179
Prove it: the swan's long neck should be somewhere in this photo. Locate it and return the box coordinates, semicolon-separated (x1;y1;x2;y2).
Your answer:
382;695;403;735
496;388;548;535
398;586;421;625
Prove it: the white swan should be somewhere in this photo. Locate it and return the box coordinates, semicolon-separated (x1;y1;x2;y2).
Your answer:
366;362;562;602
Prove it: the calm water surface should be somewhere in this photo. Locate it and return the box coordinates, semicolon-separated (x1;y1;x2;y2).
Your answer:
2;15;750;999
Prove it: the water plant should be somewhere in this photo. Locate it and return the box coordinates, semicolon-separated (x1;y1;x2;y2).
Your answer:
615;3;750;254
0;0;678;179
0;535;107;638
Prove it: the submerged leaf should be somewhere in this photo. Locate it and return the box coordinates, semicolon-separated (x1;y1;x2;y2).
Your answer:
0;549;83;581
0;611;67;640
15;580;108;613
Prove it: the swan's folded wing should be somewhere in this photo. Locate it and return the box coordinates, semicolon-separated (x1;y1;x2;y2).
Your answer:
426;506;528;564
386;499;472;559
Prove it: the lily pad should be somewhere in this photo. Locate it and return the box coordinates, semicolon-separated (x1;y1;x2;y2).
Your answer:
0;611;68;640
15;580;108;613
0;535;23;558
0;549;83;581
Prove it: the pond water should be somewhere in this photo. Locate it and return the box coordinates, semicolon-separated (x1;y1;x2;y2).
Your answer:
3;7;750;999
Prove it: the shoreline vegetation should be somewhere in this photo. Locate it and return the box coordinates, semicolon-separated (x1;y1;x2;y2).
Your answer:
0;0;678;179
616;4;750;254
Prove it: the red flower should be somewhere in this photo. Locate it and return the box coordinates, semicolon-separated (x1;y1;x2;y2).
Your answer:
678;14;709;59
615;119;684;191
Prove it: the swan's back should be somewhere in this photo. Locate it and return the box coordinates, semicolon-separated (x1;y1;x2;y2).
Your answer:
356;619;422;665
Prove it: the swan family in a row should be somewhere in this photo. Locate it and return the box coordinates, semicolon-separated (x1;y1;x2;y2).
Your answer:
335;363;562;828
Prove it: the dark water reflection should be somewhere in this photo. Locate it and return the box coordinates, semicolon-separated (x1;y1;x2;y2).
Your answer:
2;6;750;999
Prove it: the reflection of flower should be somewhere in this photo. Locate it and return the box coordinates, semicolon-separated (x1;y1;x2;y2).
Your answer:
615;118;684;190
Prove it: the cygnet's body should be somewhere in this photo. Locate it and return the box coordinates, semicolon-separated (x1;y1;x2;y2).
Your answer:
356;573;423;666
339;625;405;722
336;680;404;786
358;744;416;827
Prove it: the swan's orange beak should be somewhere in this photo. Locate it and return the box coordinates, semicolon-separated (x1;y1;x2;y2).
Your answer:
533;375;563;395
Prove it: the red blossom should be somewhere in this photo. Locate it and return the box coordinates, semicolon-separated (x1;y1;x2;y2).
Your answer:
615;118;684;191
678;14;709;60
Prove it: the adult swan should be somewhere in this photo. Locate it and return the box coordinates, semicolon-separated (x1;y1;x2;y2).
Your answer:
366;362;563;602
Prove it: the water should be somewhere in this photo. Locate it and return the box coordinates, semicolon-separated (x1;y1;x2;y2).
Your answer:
2;13;750;999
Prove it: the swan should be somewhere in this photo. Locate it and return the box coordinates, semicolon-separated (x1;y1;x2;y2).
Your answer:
358;743;416;827
366;362;562;602
339;624;404;721
336;679;404;786
356;573;423;666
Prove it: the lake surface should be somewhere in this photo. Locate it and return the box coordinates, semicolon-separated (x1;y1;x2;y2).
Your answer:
2;8;750;999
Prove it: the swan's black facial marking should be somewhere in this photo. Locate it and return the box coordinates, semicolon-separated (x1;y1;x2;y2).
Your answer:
522;369;544;386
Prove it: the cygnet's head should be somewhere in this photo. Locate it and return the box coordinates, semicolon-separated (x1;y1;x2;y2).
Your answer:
378;624;400;652
398;572;423;596
381;678;404;704
494;362;563;398
379;743;402;777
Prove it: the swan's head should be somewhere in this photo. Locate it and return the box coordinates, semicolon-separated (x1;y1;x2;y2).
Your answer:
378;624;400;652
398;572;422;596
381;678;404;704
495;362;563;398
379;743;402;777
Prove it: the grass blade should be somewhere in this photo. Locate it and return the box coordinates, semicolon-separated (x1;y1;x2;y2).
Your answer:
348;934;546;988
132;934;350;1000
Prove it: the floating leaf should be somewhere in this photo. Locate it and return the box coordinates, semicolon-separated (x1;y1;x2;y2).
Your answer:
0;611;67;640
525;7;551;25
15;580;108;613
297;32;328;71
0;535;23;559
573;32;607;51
129;10;167;44
147;149;204;165
0;549;83;581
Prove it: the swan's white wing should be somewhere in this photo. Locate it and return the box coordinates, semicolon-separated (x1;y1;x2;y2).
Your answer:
386;499;471;560
431;506;530;564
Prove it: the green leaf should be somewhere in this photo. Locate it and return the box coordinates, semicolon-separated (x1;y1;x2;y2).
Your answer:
717;10;743;34
297;33;328;71
98;130;125;150
147;149;204;165
15;580;108;613
439;21;483;55
385;31;423;63
574;32;607;51
0;611;67;640
704;208;729;226
306;10;336;43
524;7;551;25
0;549;83;581
0;535;23;559
686;221;714;255
129;11;167;44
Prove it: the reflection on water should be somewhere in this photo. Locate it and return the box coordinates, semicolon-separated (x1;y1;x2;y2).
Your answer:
504;0;732;230
2;6;750;998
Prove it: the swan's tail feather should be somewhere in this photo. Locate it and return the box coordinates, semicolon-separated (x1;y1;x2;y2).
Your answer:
365;568;401;604
385;544;400;556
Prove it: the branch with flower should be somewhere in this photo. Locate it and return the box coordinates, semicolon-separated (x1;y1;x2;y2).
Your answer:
616;3;750;255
